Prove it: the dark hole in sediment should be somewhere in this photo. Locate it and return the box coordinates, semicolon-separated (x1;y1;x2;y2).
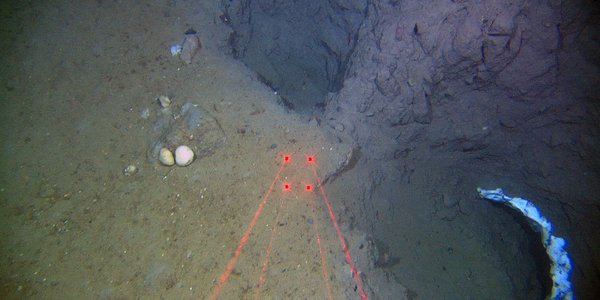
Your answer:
220;0;367;114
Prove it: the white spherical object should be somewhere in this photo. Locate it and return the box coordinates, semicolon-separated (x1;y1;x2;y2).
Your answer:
158;147;175;166
175;145;194;166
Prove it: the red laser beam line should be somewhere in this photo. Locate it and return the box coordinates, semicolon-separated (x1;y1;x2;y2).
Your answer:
268;178;332;299
254;193;286;300
310;164;368;300
209;160;286;300
307;191;334;300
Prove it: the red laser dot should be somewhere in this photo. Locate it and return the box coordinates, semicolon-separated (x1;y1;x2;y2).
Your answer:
283;183;291;191
307;156;314;163
305;184;312;191
283;155;290;163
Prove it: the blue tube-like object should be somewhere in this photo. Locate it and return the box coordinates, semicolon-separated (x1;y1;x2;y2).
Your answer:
478;188;573;300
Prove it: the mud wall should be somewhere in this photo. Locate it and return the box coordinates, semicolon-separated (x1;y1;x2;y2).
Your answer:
220;0;600;297
220;0;368;112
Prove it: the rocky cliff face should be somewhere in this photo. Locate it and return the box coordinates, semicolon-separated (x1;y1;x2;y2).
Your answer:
221;0;600;298
220;0;368;112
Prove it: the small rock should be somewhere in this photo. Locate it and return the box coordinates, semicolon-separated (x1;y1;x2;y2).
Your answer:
180;29;201;64
157;96;171;108
123;164;138;176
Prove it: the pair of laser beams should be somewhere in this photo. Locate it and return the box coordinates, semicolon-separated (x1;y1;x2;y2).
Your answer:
209;153;367;300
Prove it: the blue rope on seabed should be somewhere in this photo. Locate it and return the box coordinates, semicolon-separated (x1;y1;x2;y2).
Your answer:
478;187;573;300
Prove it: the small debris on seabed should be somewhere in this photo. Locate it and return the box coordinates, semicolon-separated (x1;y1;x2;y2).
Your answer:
123;164;138;176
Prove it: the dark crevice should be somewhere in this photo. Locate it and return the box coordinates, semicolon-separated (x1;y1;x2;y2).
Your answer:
219;0;368;114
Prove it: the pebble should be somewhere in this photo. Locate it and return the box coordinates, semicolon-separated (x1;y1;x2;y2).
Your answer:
123;164;138;176
139;108;150;119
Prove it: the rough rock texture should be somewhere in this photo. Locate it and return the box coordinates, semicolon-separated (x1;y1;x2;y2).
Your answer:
324;1;600;297
221;0;600;298
221;0;368;112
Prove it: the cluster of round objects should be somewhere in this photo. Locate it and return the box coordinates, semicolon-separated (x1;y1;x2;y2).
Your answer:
154;95;195;167
159;145;194;167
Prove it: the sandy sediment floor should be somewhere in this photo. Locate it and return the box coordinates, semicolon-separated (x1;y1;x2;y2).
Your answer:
0;1;383;299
